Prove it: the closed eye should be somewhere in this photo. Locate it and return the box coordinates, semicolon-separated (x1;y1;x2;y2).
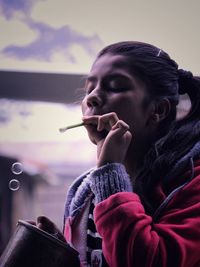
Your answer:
84;82;95;95
106;78;131;93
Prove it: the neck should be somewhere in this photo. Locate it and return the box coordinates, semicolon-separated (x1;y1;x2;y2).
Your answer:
124;138;153;183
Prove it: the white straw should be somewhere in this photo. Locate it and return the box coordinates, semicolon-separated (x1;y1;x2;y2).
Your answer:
59;122;85;133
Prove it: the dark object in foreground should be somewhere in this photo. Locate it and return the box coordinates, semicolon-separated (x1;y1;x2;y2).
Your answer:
0;220;80;267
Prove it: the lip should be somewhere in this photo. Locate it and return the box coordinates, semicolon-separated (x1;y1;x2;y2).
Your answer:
83;108;109;117
82;103;109;117
83;112;103;117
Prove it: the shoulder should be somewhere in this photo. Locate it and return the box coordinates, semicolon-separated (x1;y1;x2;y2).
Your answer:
174;159;200;205
154;160;200;221
176;159;200;199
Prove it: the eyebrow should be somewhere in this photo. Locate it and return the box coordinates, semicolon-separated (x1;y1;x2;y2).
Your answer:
84;73;131;83
84;75;97;83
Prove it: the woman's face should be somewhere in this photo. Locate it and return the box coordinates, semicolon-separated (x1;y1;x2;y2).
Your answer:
81;53;155;141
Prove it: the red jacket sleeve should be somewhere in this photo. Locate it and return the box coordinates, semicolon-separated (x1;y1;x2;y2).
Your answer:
94;175;200;267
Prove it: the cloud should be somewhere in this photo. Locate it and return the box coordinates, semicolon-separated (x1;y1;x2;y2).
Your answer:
0;0;103;66
0;99;32;125
1;19;103;63
0;0;41;19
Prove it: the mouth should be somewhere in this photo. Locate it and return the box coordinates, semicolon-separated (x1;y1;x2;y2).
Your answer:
83;107;107;117
84;112;103;117
83;119;109;139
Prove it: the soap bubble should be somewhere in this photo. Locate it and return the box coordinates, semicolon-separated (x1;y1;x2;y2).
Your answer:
11;162;23;175
9;179;20;191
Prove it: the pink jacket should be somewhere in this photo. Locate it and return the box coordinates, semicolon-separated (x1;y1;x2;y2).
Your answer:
94;160;200;267
64;160;200;266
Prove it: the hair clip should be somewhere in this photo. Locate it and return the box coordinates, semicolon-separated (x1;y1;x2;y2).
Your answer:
157;49;162;57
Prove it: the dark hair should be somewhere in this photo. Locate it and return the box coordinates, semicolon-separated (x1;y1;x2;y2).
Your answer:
97;41;200;214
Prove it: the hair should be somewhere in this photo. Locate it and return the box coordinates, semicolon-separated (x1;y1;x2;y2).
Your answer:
97;41;200;214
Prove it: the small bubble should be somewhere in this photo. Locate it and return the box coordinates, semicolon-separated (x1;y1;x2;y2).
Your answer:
11;162;23;175
9;179;20;191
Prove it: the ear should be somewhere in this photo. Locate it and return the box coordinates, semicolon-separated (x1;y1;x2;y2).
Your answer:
150;98;171;124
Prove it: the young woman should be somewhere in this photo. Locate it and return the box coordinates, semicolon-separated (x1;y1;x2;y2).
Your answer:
38;41;200;267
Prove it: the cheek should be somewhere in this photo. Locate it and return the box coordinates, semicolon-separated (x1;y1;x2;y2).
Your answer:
111;97;134;117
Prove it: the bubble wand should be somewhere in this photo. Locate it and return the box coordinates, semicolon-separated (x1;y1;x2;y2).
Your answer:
59;122;85;133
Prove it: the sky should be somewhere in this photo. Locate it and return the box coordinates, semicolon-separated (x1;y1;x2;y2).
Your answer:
0;0;200;74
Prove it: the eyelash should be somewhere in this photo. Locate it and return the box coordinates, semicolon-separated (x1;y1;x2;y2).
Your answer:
84;86;93;95
84;85;128;95
108;86;127;92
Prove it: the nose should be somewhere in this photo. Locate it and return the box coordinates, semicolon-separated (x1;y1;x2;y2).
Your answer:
85;88;104;108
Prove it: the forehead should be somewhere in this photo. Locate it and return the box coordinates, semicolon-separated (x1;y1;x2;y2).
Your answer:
90;54;132;77
86;53;149;96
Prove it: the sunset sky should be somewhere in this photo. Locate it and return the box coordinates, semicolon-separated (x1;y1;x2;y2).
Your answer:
0;0;200;74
